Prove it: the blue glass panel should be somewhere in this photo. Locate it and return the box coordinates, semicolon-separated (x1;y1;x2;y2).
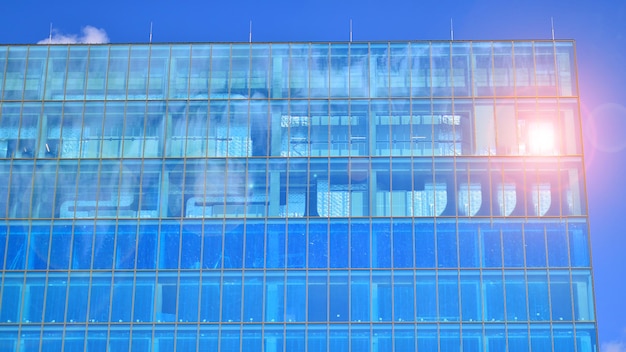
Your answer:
265;273;284;322
471;42;494;96
349;43;369;98
462;327;482;352
372;219;391;268
438;273;460;321
3;47;27;100
6;225;27;270
459;223;479;267
202;223;222;269
525;224;547;267
350;220;370;268
416;272;437;321
485;326;506;351
65;46;88;100
439;325;461;352
394;271;415;322
460;271;481;322
244;223;264;268
20;329;40;351
265;222;284;268
390;43;410;97
44;276;67;322
222;273;242;322
41;328;63;352
415;220;435;268
286;272;306;322
181;222;201;269
437;220;457;268
87;328;107;352
309;220;328;268
528;272;550;321
241;326;262;352
111;276;133;322
350;271;370;322
22;276;44;323
168;45;191;99
329;325;349;351
286;325;306;350
329;221;348;268
287;222;306;268
329;272;349;322
158;279;177;322
106;46;130;99
243;273;263;323
93;222;115;269
133;275;156;322
550;271;573;321
0;47;6;99
547;223;569;267
484;272;505;321
393;220;413;267
534;42;557;96
89;276;111;323
131;328;153;350
505;271;528;321
199;275;221;322
569;222;589;267
66;275;89;323
0;276;21;322
224;222;244;268
555;42;577;96
0;225;5;269
417;325;438;350
176;328;197;351
28;225;49;269
552;327;576;350
115;224;136;269
159;222;180;269
351;326;370;350
220;327;240;350
329;43;349;98
308;273;328;322
370;43;389;98
155;327;175;351
482;227;502;267
576;325;597;351
136;224;158;269
310;44;329;98
198;326;219;350
178;276;200;322
72;222;93;269
307;326;327;351
502;222;524;267
507;326;530;352
529;326;552;351
493;42;514;96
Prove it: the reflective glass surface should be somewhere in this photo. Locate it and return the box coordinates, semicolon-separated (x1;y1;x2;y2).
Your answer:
0;41;595;351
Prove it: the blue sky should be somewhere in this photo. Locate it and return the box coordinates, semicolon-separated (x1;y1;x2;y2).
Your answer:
1;0;625;349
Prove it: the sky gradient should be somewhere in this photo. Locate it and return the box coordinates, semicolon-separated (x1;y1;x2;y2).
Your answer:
1;0;625;350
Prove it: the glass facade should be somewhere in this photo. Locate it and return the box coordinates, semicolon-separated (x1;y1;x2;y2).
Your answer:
0;41;596;351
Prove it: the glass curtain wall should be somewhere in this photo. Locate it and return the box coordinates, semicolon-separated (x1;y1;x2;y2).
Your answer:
0;41;595;351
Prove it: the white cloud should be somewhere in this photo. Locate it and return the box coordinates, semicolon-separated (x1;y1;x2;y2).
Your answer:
602;341;626;352
38;26;109;44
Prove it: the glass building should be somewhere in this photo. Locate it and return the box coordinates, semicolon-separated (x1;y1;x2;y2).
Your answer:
0;41;597;351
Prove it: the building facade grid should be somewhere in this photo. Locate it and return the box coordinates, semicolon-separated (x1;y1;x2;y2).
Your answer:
0;40;596;351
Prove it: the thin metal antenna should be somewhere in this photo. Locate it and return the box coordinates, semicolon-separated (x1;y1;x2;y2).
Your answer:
49;23;53;44
249;20;252;43
149;22;153;43
450;18;454;41
551;17;555;40
350;19;353;42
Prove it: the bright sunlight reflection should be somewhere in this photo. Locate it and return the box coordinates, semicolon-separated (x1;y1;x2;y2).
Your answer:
527;121;556;155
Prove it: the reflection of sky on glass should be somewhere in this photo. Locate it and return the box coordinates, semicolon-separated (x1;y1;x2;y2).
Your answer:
1;0;625;347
